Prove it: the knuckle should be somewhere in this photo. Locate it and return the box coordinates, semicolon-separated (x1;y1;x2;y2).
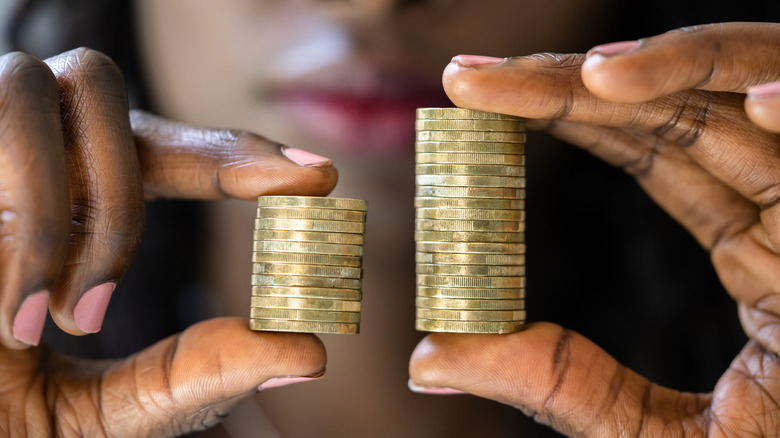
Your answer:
0;52;57;100
46;47;126;95
650;91;711;147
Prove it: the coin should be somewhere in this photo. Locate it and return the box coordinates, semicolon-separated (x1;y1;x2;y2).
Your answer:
416;252;525;265
414;197;525;210
416;208;524;221
250;318;359;334
416;175;526;188
416;108;522;121
252;286;362;301
416;241;526;254
416;263;525;276
414;230;524;243
416;186;525;199
416;308;526;321
416;296;525;310
415;119;526;133
416;153;525;165
416;274;526;288
252;252;362;267
415;220;523;233
415;141;524;154
253;240;363;256
417;131;525;143
252;262;362;278
251;296;362;312
415;164;525;177
257;207;366;222
255;218;366;234
253;229;364;245
251;274;362;289
250;307;361;323
258;196;368;211
416;286;525;300
414;319;524;334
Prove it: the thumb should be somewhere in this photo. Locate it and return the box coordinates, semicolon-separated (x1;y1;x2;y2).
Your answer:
130;110;339;200
408;322;707;437
97;317;326;437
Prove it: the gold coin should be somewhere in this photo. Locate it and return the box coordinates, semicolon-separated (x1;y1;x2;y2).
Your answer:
253;229;364;245
416;219;523;233
252;263;362;278
252;286;362;301
250;308;361;323
252;252;362;267
416;108;521;121
252;274;362;289
250;318;359;334
415;141;524;154
416;186;525;199
253;240;363;256
416;286;525;300
416;241;526;254
415;318;524;334
416;153;525;165
416;263;525;276
258;196;368;211
416;296;525;310
255;218;365;234
251;296;362;312
416;208;524;221
416;308;526;321
416;175;526;188
257;207;366;222
416;131;525;143
416;252;525;265
415;119;525;133
415;164;525;177
415;230;524;243
414;197;525;210
417;274;525;288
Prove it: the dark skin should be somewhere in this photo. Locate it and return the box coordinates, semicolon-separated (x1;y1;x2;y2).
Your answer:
410;22;780;436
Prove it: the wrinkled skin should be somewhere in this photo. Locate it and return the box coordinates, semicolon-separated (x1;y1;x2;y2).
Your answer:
410;22;780;437
0;48;335;436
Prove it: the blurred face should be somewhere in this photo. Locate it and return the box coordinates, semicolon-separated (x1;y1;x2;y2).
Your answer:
135;0;607;158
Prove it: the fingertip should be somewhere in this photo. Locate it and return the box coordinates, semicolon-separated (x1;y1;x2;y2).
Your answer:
746;81;780;133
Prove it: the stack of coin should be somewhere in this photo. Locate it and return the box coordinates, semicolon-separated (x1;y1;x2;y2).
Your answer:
250;196;368;334
415;107;526;334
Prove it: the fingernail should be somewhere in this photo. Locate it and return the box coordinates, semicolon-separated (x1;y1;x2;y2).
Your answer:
408;379;466;395
13;291;50;346
587;40;640;58
452;55;506;68
74;283;115;333
281;147;332;168
748;81;780;99
258;375;323;391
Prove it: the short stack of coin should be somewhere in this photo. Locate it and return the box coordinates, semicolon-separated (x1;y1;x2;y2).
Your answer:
251;196;368;334
415;107;526;334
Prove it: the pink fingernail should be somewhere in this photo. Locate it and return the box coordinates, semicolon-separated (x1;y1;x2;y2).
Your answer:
13;291;50;346
408;380;466;395
74;283;115;333
258;376;322;391
748;81;780;99
587;40;640;58
281;147;332;168
452;55;505;68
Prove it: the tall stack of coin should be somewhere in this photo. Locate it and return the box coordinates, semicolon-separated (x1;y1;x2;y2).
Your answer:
415;107;526;334
251;196;368;334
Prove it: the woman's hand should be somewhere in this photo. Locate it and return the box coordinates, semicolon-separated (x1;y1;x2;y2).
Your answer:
410;22;780;436
0;47;336;436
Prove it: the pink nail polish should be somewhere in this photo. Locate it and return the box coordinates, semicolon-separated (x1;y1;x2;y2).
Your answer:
74;283;115;333
587;40;640;58
258;376;321;391
408;380;466;395
748;81;780;99
452;55;505;68
13;291;50;346
281;147;332;168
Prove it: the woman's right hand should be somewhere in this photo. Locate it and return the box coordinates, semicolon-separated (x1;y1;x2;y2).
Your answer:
0;47;336;436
